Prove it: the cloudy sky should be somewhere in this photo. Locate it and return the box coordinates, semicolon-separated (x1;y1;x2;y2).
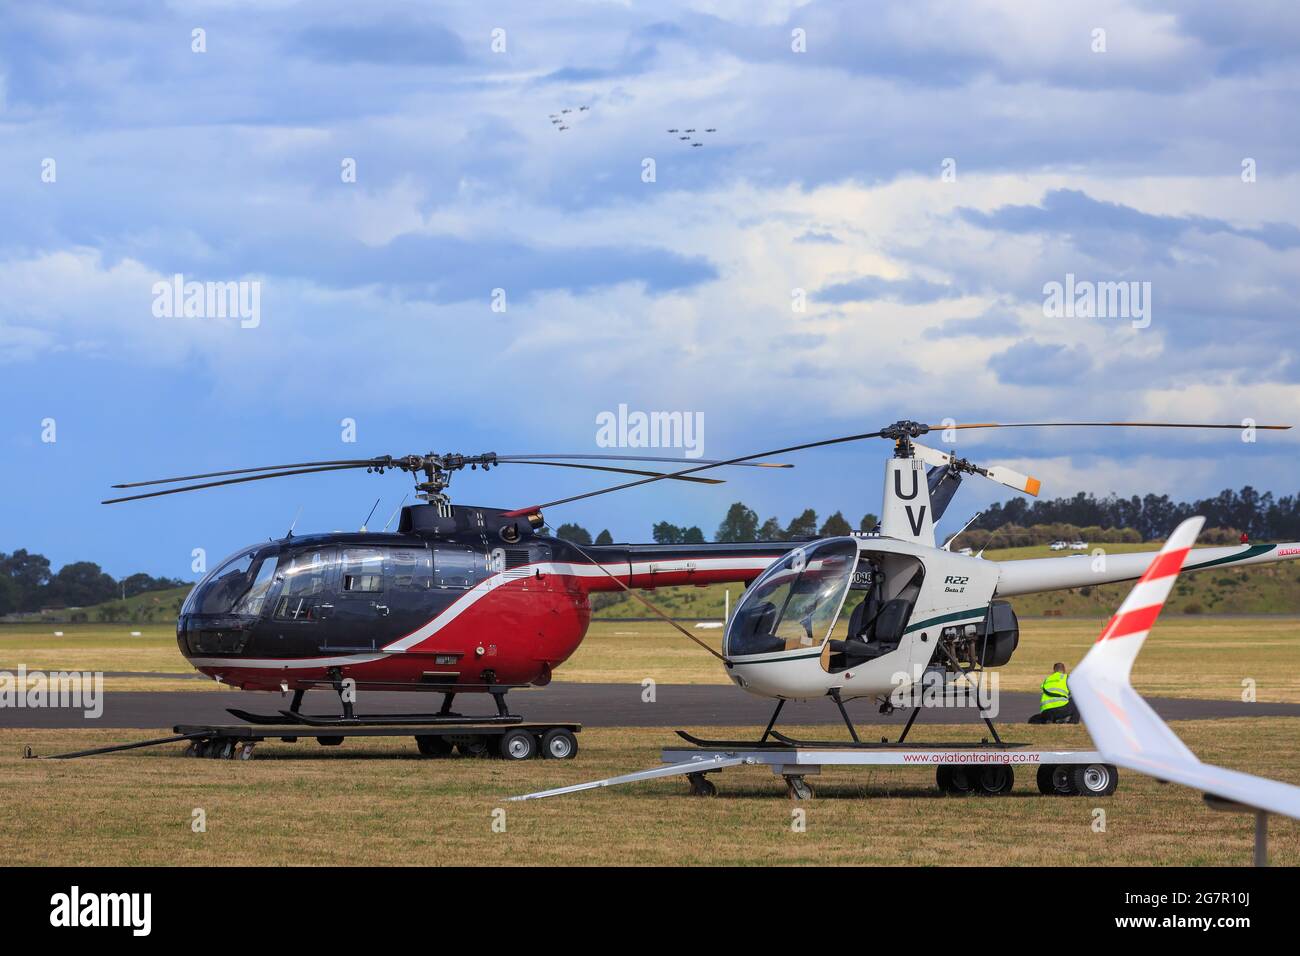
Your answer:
2;0;1298;577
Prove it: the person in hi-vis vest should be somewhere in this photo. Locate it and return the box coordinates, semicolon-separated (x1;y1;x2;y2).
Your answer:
1028;662;1080;724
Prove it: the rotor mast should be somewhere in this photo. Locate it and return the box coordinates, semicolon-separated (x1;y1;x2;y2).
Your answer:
376;453;500;506
879;419;930;460
877;422;937;546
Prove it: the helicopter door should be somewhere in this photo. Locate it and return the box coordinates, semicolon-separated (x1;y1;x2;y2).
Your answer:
267;548;340;651
382;547;435;635
329;547;390;650
824;553;924;673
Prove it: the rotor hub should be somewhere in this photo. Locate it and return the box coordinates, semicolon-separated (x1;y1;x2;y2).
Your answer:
880;420;929;457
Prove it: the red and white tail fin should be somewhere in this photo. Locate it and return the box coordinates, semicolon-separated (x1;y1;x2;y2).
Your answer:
1071;516;1300;820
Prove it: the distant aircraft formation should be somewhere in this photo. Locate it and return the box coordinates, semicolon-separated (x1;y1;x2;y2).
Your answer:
545;109;716;146
666;126;716;148
548;105;591;132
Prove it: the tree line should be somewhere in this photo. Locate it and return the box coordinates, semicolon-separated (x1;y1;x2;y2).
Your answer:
970;486;1300;541
0;550;187;616
552;504;880;546
553;484;1298;548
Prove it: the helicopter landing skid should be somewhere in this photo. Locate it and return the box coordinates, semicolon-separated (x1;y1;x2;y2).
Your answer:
278;710;523;727
674;730;802;749
674;730;1022;750
225;683;526;727
768;729;1022;749
226;708;298;725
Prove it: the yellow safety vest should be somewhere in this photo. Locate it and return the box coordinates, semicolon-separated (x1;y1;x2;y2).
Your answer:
1040;671;1070;711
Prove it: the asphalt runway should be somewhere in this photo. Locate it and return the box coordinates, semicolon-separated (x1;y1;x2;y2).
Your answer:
3;682;1298;730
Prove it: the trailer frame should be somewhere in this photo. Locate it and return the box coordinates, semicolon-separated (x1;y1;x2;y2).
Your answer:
511;741;1118;800
25;719;582;762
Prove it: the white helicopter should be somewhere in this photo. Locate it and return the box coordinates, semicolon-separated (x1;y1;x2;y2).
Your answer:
531;419;1300;743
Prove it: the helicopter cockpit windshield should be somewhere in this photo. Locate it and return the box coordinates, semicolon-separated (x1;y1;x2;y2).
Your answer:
724;538;858;658
182;545;281;617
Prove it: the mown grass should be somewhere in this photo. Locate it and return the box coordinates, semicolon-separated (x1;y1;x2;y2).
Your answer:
0;625;211;692
2;719;1296;866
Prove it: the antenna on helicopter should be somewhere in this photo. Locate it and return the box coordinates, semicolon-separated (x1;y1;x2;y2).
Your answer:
975;522;1013;559
286;506;302;539
942;511;983;551
359;498;381;532
382;495;408;532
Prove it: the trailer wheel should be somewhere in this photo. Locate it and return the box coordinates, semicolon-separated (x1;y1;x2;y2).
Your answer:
688;772;718;797
937;766;975;795
457;738;490;758
540;728;578;760
972;764;1008;796
1037;764;1076;796
976;765;1014;795
316;736;344;747
498;729;538;761
786;775;815;801
1071;763;1118;797
415;735;453;757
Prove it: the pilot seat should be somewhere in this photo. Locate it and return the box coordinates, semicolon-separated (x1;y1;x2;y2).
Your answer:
827;567;922;670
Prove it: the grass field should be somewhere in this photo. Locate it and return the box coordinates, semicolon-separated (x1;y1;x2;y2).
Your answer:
3;613;1296;867
3;616;1298;700
0;625;213;692
2;719;1296;866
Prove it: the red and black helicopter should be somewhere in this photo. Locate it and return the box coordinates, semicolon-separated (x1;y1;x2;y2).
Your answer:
104;449;797;722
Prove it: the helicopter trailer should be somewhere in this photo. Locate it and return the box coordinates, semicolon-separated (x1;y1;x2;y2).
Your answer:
512;741;1118;801
26;718;582;762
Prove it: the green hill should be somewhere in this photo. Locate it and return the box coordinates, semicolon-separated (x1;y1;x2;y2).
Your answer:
591;541;1300;619
12;585;194;625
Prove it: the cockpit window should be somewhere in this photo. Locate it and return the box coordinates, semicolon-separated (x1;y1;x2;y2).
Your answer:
435;547;482;589
272;548;338;620
183;546;280;617
724;538;858;658
231;556;278;616
388;548;432;590
341;548;384;593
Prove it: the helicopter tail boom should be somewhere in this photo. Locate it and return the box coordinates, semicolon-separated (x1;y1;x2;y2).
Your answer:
993;539;1300;597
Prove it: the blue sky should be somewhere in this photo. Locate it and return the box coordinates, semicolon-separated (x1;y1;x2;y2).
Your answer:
2;0;1299;578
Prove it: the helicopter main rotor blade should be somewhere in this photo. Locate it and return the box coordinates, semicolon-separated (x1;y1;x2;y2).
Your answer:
503;461;723;484
496;454;791;468
111;452;792;492
103;463;374;504
104;455;727;505
938;421;1291;431
502;430;888;517
110;458;388;488
503;419;1293;517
